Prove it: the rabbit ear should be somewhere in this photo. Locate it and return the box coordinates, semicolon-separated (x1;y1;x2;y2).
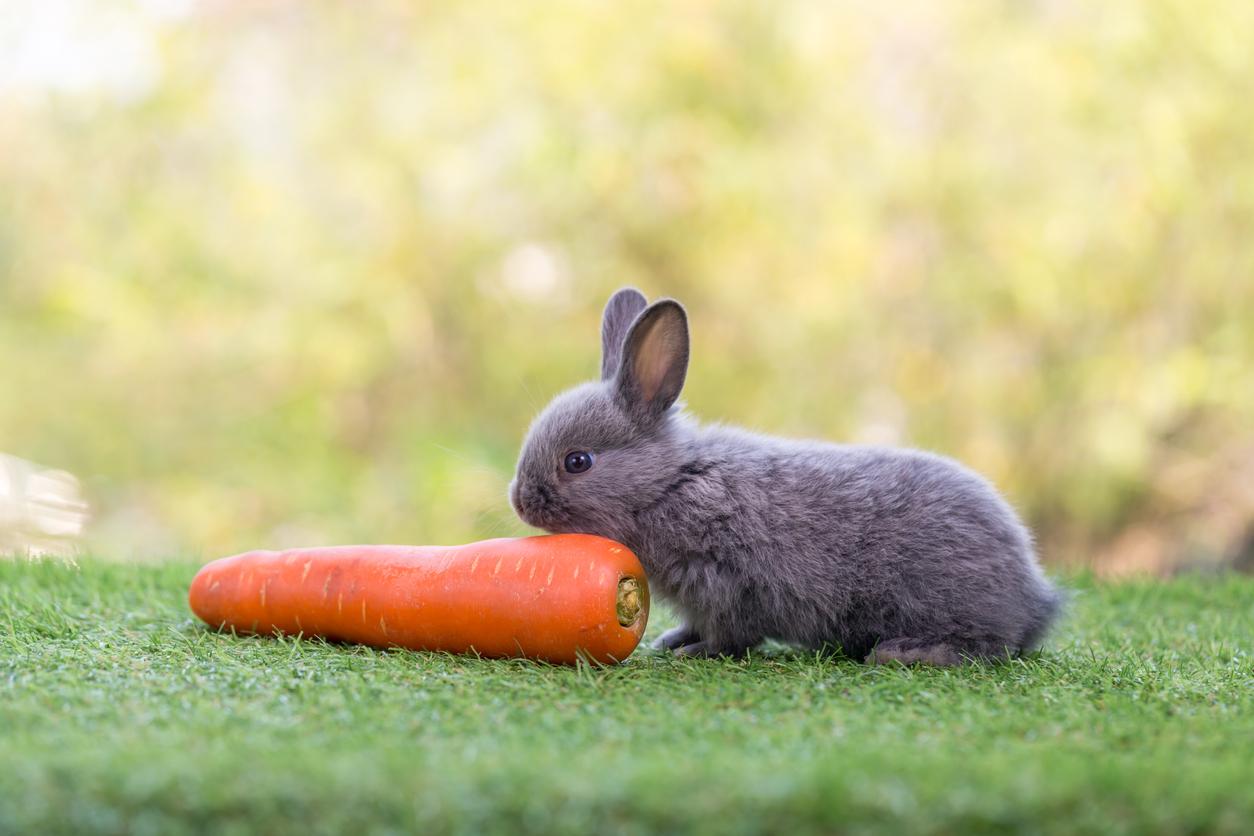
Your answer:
615;299;689;422
601;287;648;381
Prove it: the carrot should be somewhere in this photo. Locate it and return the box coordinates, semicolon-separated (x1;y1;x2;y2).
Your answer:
187;534;649;665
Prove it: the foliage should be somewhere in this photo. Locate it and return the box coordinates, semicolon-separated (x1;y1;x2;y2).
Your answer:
1;559;1251;834
1;1;1252;565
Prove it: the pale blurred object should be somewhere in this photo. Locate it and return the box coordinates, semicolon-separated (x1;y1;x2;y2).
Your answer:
0;0;188;102
491;242;573;305
0;453;91;558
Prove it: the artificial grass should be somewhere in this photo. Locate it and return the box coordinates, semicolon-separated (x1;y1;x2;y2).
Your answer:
1;559;1251;835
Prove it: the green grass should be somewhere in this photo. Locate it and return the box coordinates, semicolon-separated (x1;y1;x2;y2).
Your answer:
1;561;1251;836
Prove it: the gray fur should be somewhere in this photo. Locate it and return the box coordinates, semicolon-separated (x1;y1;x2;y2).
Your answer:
509;290;1063;664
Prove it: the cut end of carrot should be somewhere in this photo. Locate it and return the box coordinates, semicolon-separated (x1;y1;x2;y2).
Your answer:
616;577;643;627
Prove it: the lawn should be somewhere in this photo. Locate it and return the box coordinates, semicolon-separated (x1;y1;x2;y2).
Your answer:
1;560;1251;835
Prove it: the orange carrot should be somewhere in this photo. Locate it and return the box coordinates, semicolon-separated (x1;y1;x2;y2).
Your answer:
188;534;649;665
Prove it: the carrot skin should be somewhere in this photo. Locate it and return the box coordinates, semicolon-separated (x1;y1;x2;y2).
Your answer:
188;534;650;665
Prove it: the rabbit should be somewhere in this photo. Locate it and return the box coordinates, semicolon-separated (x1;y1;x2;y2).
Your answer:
509;287;1063;664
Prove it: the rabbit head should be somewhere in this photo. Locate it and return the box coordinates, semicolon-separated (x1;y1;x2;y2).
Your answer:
509;288;693;542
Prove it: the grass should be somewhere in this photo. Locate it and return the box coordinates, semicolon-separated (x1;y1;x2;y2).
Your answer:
1;560;1251;836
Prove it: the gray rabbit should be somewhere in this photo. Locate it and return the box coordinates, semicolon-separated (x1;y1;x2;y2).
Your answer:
510;288;1062;664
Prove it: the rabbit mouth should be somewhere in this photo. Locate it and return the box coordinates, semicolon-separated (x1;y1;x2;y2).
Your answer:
511;479;571;532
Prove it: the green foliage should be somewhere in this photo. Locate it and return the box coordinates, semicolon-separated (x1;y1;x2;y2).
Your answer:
1;2;1252;563
1;560;1251;834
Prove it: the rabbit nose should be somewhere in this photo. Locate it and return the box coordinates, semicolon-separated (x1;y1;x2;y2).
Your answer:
511;478;539;513
509;479;524;511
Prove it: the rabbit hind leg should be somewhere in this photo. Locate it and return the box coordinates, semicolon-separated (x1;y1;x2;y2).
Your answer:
865;637;966;667
866;635;1019;666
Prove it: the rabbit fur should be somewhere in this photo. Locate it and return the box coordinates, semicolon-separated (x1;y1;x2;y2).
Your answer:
509;288;1062;664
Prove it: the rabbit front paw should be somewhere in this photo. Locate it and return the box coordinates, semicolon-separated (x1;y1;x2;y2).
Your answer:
673;640;752;660
652;624;701;651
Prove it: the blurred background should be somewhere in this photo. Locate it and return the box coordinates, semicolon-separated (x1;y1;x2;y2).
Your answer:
1;0;1252;574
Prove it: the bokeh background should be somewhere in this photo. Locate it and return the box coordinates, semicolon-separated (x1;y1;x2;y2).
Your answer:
2;0;1252;573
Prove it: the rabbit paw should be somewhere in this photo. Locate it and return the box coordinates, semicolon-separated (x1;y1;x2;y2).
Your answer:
673;640;751;660
652;624;701;651
866;638;964;667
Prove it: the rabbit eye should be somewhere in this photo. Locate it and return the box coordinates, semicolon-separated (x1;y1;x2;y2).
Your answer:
563;451;594;474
